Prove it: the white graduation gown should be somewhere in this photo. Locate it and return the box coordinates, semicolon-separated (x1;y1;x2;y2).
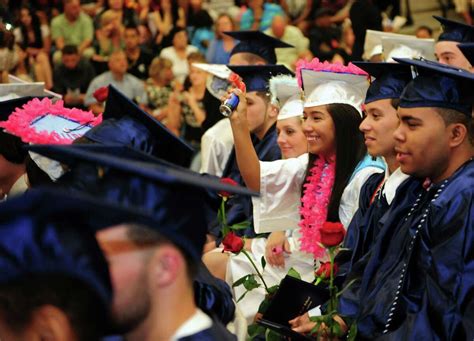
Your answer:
225;154;383;323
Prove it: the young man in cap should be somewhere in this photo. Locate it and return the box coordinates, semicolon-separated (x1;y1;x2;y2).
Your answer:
29;144;257;340
434;15;474;70
0;189;141;340
337;59;474;339
200;31;293;177
204;64;293;252
339;61;412;272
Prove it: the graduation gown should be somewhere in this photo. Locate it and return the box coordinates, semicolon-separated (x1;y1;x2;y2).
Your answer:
227;155;383;323
208;123;282;239
340;160;474;340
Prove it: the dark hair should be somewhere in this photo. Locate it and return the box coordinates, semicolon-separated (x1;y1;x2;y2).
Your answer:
62;44;79;55
0;274;108;341
0;131;27;164
19;6;43;50
124;24;140;34
436;108;474;145
126;224;198;280
25;154;54;187
255;90;271;105
302;104;366;222
169;26;187;40
390;98;400;109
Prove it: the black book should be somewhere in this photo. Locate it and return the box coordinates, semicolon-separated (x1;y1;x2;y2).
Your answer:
258;275;330;340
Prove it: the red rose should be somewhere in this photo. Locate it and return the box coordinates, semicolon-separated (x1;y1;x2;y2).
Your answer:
222;232;244;253
219;177;238;198
320;222;345;247
93;86;109;103
315;261;338;278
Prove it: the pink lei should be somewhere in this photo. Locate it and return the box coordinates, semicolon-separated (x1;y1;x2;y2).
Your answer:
298;156;336;258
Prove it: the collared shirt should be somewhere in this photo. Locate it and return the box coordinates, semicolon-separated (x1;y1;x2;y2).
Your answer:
171;308;213;341
382;166;410;205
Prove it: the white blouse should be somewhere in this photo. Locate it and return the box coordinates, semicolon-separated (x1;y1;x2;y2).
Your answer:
252;153;383;234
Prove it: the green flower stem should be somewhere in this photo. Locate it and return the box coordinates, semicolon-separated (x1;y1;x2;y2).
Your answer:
328;246;337;313
220;198;228;234
241;249;269;292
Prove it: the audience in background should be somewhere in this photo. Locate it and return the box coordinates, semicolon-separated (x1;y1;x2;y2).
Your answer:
51;0;94;65
145;56;174;120
53;44;96;108
206;14;236;64
159;27;198;84
84;50;146;114
124;25;153;80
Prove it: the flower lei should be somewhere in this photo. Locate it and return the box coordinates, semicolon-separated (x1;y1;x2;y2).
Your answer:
298;156;336;258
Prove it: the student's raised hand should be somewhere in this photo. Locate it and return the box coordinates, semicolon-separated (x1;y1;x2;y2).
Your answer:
265;231;291;267
221;88;248;124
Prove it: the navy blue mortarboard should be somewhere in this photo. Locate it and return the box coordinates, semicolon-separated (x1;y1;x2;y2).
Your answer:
458;42;474;65
0;189;121;310
27;144;258;260
434;16;474;42
225;30;293;64
0;96;46;121
353;62;413;104
393;57;474;115
227;65;294;92
83;85;194;167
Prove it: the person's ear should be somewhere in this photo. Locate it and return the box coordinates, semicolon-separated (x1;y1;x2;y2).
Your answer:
267;103;279;119
448;123;467;148
149;245;182;288
30;305;76;341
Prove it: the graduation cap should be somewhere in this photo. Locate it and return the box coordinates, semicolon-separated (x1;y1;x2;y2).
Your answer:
458;42;474;65
353;62;413;104
297;59;370;115
83;85;194;167
225;30;293;64
227;64;294;92
434;15;474;42
393;57;474;115
192;63;232;100
0;97;101;144
363;30;419;61
0;189;119;312
269;75;303;120
382;36;436;62
27;144;258;260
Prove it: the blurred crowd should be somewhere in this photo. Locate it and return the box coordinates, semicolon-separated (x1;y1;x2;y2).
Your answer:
0;0;428;147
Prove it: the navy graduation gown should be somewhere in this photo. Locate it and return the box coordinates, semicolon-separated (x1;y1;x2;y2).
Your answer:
194;262;236;325
341;160;474;339
337;172;386;280
208;123;281;239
